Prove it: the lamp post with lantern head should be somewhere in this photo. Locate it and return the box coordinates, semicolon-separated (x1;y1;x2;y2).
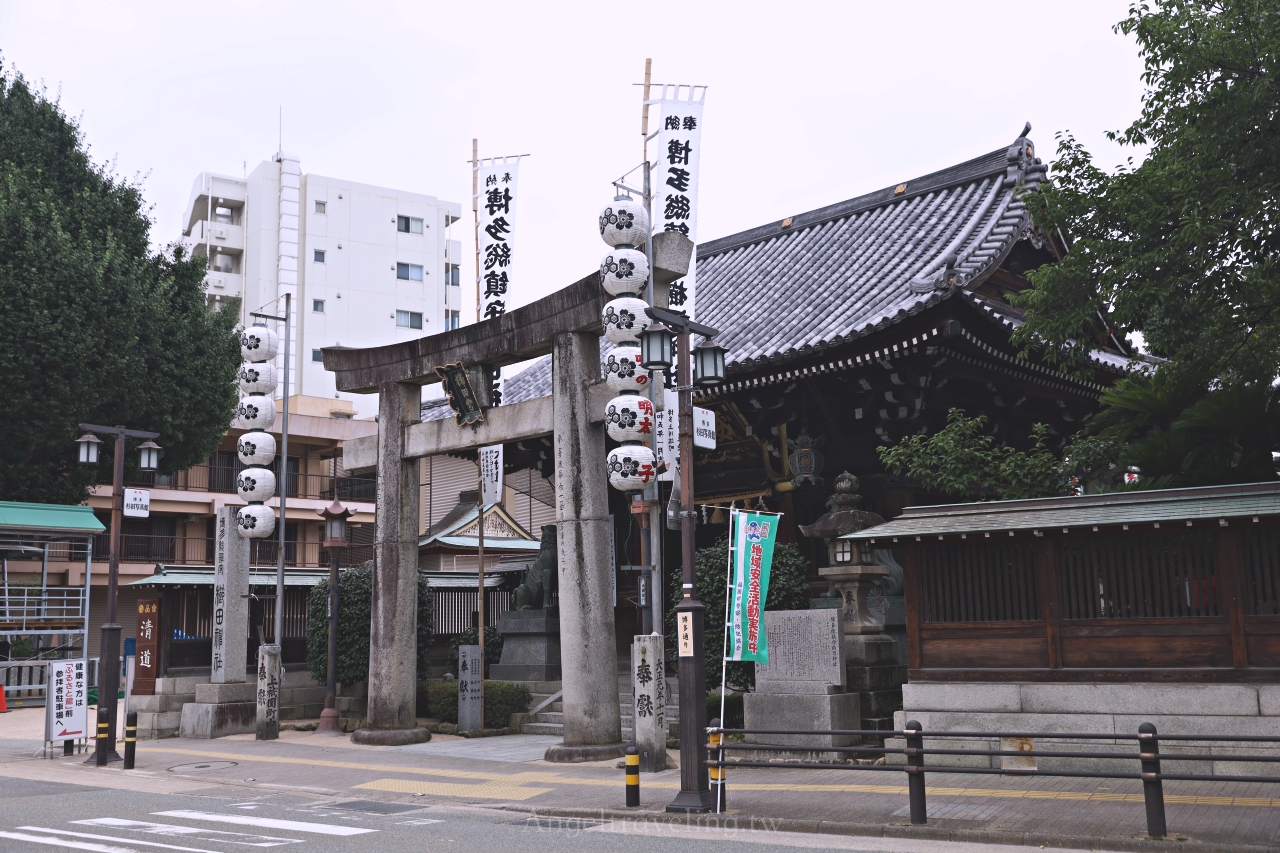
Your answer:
315;498;353;735
76;424;161;760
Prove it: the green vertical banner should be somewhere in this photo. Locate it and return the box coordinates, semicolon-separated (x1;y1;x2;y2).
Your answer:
726;510;779;663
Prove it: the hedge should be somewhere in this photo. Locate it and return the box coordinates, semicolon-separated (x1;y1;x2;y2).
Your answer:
420;680;531;729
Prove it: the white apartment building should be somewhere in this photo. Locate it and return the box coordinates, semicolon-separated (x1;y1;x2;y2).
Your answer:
182;151;464;419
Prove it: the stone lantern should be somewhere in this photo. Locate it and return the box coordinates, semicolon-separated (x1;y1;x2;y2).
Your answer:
799;471;888;635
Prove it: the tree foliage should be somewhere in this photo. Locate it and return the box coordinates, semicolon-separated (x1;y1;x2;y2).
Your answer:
0;61;241;504
667;537;811;691
305;564;434;686
1012;1;1280;387
878;409;1066;501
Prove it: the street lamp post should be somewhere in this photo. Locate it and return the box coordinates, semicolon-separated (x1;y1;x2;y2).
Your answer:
76;423;161;760
642;306;724;813
315;498;352;736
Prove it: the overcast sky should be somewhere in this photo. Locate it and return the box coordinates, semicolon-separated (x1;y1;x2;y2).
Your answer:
1;1;1146;317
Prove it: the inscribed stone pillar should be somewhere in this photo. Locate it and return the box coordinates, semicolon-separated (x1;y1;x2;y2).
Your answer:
457;645;483;733
255;644;281;741
211;506;249;684
546;331;623;760
631;635;667;772
355;381;429;744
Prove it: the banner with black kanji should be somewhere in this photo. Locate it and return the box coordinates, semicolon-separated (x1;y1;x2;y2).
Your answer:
651;88;705;319
476;159;521;322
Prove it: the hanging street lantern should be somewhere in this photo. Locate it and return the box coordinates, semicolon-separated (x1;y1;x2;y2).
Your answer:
237;321;279;540
137;440;162;472
639;319;675;372
693;339;728;388
76;433;102;466
318;498;354;548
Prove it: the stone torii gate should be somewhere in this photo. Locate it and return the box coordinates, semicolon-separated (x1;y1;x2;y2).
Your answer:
323;235;691;760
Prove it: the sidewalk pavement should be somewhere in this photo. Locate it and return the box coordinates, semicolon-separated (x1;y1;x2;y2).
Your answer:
1;720;1278;853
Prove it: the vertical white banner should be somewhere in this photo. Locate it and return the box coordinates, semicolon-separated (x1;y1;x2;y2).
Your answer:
651;88;705;319
653;390;679;481
476;159;521;322
479;444;504;506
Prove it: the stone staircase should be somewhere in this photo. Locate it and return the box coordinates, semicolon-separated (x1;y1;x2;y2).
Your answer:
519;672;679;741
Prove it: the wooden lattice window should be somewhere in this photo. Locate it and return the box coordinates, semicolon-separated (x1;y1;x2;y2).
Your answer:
920;541;1040;623
1242;527;1280;616
1058;530;1219;620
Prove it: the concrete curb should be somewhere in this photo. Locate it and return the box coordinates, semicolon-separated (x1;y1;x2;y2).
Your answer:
544;742;627;763
500;804;1277;853
350;727;431;746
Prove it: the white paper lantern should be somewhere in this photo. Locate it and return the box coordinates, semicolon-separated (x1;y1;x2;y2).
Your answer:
237;504;276;539
604;345;649;394
602;296;652;345
236;467;277;503
607;444;657;492
237;362;278;395
599;199;649;249
237;431;277;466
236;395;277;431
240;326;280;362
605;394;655;444
599;248;649;297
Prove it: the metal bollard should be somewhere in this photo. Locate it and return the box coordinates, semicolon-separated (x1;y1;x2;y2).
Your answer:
709;718;727;812
905;720;927;825
94;706;110;767
123;711;138;770
624;746;640;807
1139;722;1166;839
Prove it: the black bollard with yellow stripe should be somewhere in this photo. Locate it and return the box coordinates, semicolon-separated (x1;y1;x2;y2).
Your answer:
94;706;109;767
123;710;138;770
709;718;727;812
624;746;640;807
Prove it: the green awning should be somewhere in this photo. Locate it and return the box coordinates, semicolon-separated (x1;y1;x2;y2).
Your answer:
0;501;105;535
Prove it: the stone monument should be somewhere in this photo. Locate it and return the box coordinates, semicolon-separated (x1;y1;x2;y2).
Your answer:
490;526;562;682
631;635;666;772
180;506;257;738
742;609;860;750
457;645;484;733
255;644;281;741
799;472;905;734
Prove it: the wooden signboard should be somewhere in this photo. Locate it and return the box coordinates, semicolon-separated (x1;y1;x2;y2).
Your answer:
435;361;486;426
134;598;160;696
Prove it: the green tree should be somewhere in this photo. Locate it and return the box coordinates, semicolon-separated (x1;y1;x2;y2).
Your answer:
0;62;241;504
878;409;1066;501
305;563;434;686
1013;1;1280;387
667;537;811;691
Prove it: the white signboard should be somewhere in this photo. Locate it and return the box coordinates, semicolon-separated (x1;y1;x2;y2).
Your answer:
476;159;521;322
479;444;504;506
694;408;717;450
123;489;150;518
45;659;88;741
677;612;694;657
653;392;716;471
651;87;706;318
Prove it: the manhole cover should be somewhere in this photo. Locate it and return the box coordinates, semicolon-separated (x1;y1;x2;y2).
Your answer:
168;761;239;773
327;800;422;815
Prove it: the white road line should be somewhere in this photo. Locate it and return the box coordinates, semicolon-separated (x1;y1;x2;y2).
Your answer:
17;828;222;853
150;812;376;837
0;830;140;853
72;820;299;848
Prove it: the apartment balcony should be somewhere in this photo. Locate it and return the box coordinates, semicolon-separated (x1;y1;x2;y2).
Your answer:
189;220;244;253
120;464;376;503
85;534;374;570
205;271;242;299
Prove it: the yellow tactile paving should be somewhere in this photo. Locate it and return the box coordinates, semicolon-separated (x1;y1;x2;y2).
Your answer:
139;746;1280;808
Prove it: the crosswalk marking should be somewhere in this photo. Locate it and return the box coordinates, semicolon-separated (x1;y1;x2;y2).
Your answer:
17;827;221;853
74;819;298;847
0;830;140;853
151;812;376;837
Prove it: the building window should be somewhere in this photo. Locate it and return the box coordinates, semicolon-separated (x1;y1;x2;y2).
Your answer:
314;249;326;263
315;201;326;214
447;264;460;287
396;310;423;330
397;215;424;234
313;299;325;313
447;310;460;330
396;263;424;281
213;206;233;224
312;349;323;362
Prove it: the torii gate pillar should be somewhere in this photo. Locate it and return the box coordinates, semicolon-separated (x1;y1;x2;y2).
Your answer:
546;331;624;761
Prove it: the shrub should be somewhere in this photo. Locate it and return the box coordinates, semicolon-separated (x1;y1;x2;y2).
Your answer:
447;626;503;675
667;537;810;691
305;562;433;686
707;693;744;729
421;680;531;729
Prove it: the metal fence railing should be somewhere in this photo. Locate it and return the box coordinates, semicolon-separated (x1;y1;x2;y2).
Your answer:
707;721;1280;839
0;588;87;630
